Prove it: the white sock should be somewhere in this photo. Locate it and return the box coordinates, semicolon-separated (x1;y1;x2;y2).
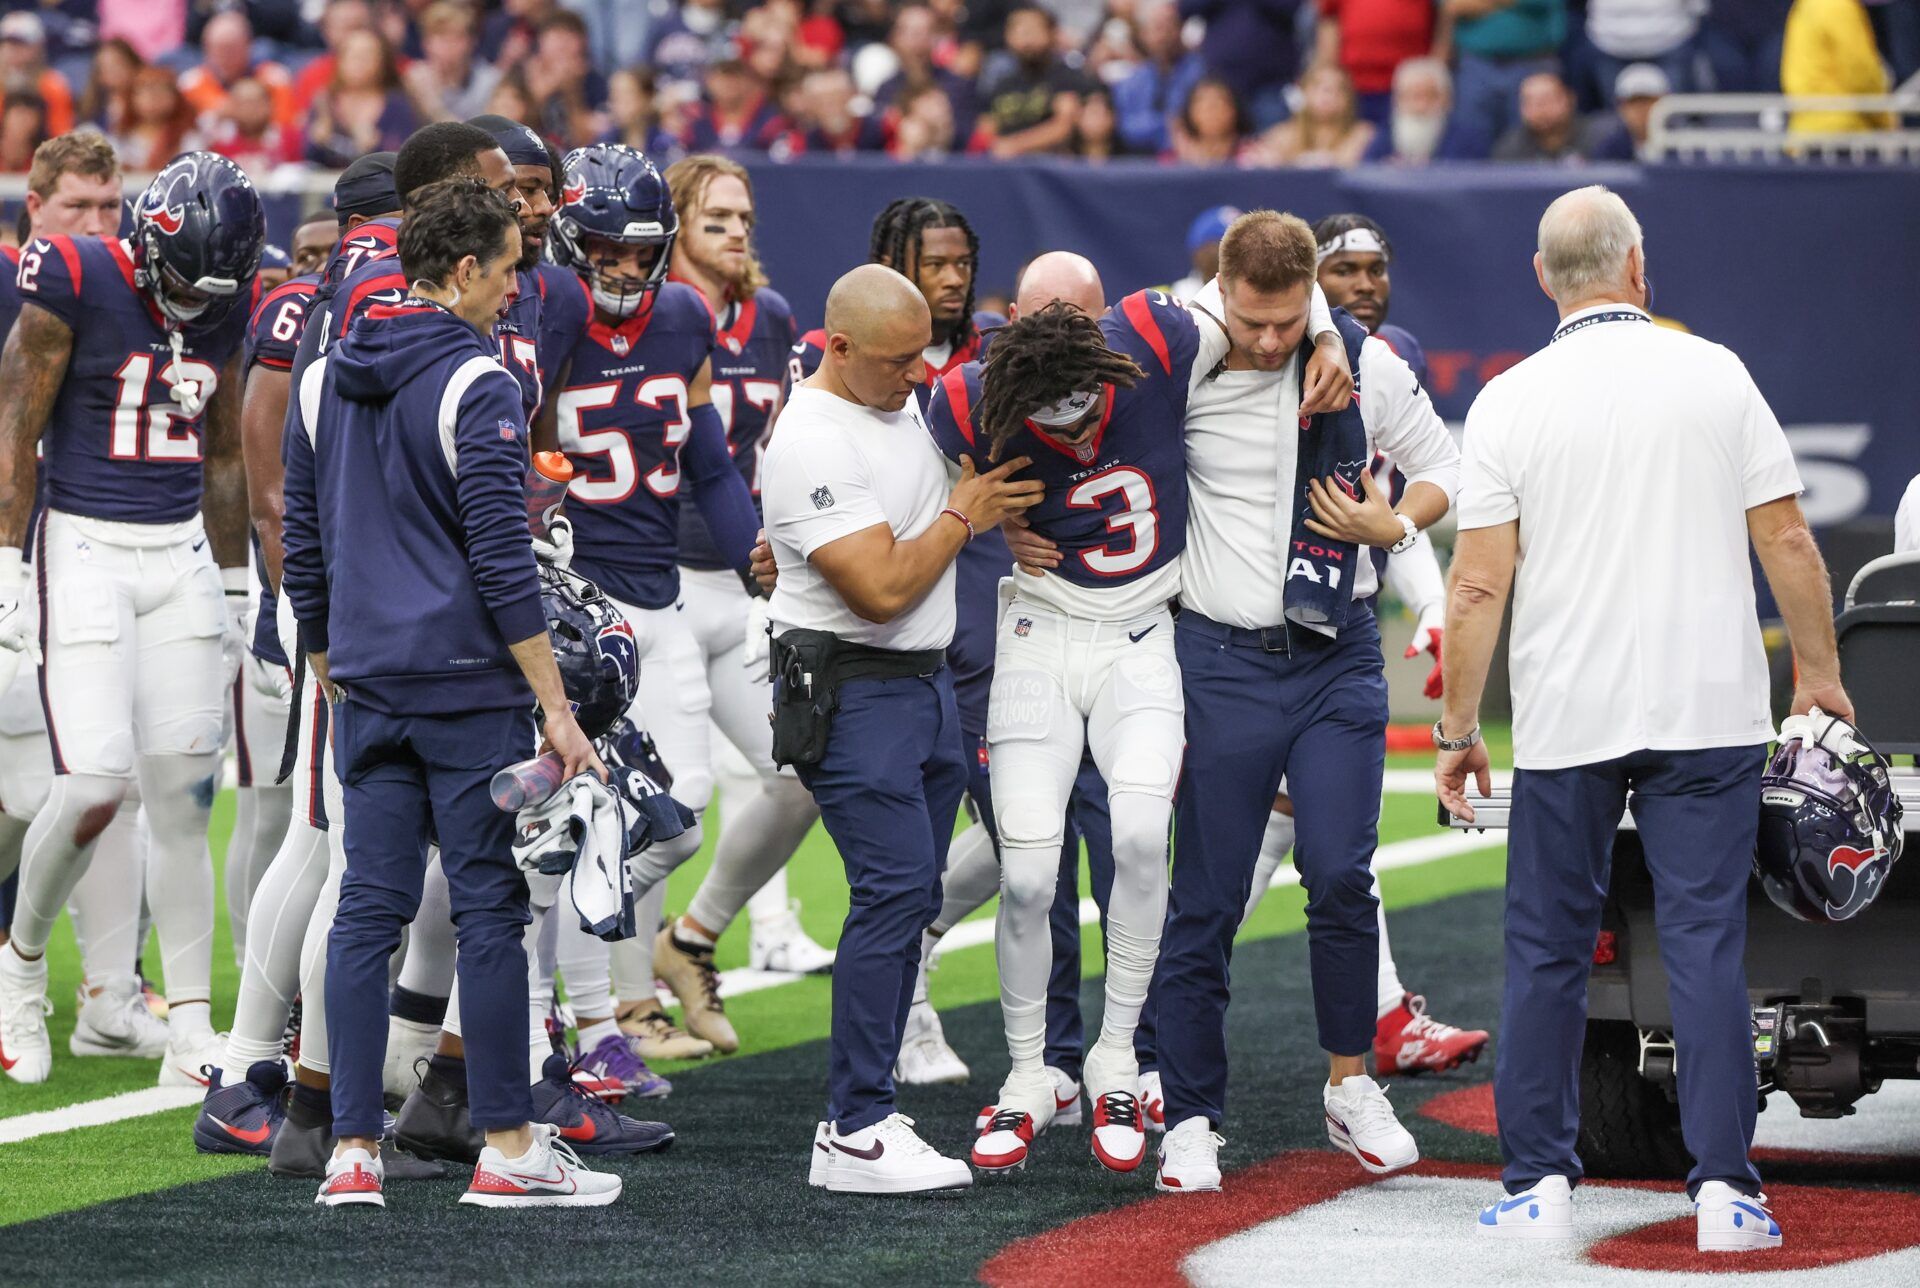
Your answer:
168;998;213;1041
576;1016;619;1052
745;862;791;928
1373;872;1405;1019
139;754;222;1010
1243;810;1296;925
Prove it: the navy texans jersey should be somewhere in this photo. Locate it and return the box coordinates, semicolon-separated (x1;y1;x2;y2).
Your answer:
241;272;322;666
533;263;591;404
319;218;399;298
545;282;719;609
676;284;796;571
1375;322;1429;390
927;290;1198;621
19;236;250;526
0;245;20;352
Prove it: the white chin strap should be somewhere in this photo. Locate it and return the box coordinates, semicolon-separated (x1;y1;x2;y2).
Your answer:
166;329;209;418
592;280;644;319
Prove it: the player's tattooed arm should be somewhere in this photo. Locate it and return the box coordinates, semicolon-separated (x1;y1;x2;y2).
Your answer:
203;350;250;570
241;364;292;591
0;304;73;549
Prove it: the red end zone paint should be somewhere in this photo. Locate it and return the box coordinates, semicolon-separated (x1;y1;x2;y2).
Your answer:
1587;1186;1920;1274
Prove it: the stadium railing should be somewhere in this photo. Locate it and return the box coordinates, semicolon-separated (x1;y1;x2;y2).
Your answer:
1647;93;1920;162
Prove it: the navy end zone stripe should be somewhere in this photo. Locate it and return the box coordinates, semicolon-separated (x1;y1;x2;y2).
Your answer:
942;368;975;446
1120;292;1173;376
33;514;66;775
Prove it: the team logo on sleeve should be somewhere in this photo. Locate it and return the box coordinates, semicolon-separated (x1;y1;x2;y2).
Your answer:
810;486;834;510
1014;617;1032;637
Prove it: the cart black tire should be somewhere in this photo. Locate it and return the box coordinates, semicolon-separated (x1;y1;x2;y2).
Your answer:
1578;1019;1692;1179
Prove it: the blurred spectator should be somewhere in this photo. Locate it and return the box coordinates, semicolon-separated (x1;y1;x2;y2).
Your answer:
208;75;305;175
1258;62;1376;164
1446;0;1566;147
97;0;185;66
306;30;423;166
1867;0;1920;82
1170;203;1239;298
1585;0;1700;102
1361;55;1493;159
1168;74;1254;161
681;57;791;150
1113;1;1205;153
481;0;560;71
890;79;980;155
294;0;376;113
1314;0;1446;123
603;66;681;154
1782;0;1894;133
525;11;609;143
180;12;296;134
1071;82;1123;159
790;65;882;152
1178;0;1305;128
1492;68;1597;158
121;66;200;169
487;67;538;122
646;0;733;91
0;94;48;174
79;36;144;138
872;6;979;142
1701;0;1789;90
980;5;1089;156
567;0;655;78
788;0;846;66
1083;8;1146;81
408;1;503;121
741;3;803;99
1;12;76;137
1585;60;1665;158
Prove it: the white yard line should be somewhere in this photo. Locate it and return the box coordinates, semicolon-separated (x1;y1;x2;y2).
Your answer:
0;1086;203;1145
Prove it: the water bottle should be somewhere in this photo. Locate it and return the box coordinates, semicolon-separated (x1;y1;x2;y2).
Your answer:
526;451;573;538
491;751;569;811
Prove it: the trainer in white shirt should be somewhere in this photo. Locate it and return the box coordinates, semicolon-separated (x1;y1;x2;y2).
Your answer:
1896;476;1920;553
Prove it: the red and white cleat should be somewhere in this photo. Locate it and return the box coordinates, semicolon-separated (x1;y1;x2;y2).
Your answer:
1373;993;1489;1076
1089;1091;1147;1172
1138;1069;1166;1133
971;1108;1040;1174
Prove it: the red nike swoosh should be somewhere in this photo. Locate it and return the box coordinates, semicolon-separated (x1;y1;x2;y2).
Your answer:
831;1138;884;1160
211;1115;272;1144
0;1040;16;1071
559;1117;599;1143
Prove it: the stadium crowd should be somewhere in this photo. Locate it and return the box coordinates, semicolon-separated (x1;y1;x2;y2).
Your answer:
0;0;1910;177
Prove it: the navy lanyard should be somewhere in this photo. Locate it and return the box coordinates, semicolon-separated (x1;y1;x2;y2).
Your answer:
1551;310;1651;343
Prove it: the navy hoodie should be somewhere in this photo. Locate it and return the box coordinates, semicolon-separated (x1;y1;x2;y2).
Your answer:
282;299;545;715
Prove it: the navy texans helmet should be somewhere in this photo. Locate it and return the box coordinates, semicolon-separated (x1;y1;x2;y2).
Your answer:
132;152;266;328
1755;711;1905;923
539;564;638;740
549;143;677;318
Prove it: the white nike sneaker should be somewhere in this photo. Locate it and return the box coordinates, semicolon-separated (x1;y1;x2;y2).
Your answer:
0;946;53;1084
71;976;170;1058
808;1121;830;1187
460;1122;623;1208
826;1112;972;1195
895;1002;969;1086
1139;1069;1166;1133
1083;1044;1146;1173
1476;1175;1574;1240
158;1028;230;1088
1156;1116;1224;1193
1047;1065;1083;1127
1695;1181;1782;1252
315;1147;385;1209
748;902;836;975
1323;1076;1418;1174
972;1071;1057;1174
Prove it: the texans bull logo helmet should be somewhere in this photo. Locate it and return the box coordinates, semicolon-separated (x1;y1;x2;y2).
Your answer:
1755;710;1905;923
538;563;639;740
548;143;678;318
133;151;266;327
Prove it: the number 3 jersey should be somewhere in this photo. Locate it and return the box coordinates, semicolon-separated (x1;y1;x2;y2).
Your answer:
20;235;251;526
925;290;1202;621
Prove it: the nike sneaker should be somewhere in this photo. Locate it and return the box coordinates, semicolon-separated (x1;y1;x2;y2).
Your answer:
652;925;739;1053
529;1052;674;1156
1324;1076;1418;1175
1048;1065;1083;1127
194;1059;288;1156
70;975;169;1057
1139;1069;1166;1133
271;1091;449;1181
1082;1044;1145;1172
748;901;836;974
1695;1181;1782;1252
316;1147;385;1209
825;1113;972;1195
808;1121;829;1187
460;1122;623;1209
971;1072;1056;1174
1476;1175;1574;1240
1156;1116;1224;1193
1374;993;1489;1076
392;1058;484;1165
576;1031;672;1100
0;946;52;1084
894;1001;969;1086
158;1027;228;1088
618;1003;716;1062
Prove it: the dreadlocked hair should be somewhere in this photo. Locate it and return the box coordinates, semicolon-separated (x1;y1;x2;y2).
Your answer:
975;303;1145;461
868;196;980;345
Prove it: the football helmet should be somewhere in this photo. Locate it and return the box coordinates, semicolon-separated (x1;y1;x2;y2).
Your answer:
132;152;266;327
1755;710;1905;923
540;564;638;740
549;144;677;318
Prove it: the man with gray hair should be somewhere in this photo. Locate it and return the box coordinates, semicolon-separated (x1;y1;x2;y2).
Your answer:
1361;57;1494;163
1436;185;1849;1252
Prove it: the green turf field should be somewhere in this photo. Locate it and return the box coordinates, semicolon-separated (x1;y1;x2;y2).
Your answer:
0;742;1510;1271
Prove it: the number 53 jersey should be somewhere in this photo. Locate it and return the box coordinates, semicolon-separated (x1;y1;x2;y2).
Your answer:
925;290;1203;622
18;235;250;525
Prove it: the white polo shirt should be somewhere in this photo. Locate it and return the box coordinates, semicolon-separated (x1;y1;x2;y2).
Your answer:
762;385;955;652
1896;475;1920;553
1458;305;1803;770
1179;279;1460;629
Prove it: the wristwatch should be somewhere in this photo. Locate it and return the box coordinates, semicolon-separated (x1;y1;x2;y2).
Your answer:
1431;720;1480;752
1388;513;1419;555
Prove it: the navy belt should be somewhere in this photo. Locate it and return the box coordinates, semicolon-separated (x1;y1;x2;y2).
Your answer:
1179;609;1297;655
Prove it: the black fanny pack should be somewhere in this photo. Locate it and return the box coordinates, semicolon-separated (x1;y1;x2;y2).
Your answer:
768;628;945;768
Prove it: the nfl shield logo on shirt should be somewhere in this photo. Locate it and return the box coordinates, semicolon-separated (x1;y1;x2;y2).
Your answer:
1015;617;1032;637
810;486;834;510
612;335;631;356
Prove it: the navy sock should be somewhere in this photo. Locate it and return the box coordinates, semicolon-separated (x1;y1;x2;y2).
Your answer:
389;985;449;1027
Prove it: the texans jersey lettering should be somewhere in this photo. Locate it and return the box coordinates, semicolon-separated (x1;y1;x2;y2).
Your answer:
19;236;250;525
925;291;1198;620
245;273;320;372
546;281;716;609
676;283;796;571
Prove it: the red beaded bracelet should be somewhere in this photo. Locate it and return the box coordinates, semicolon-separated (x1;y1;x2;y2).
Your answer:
940;507;975;541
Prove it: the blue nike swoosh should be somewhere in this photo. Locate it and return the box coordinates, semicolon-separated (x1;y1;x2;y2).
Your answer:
1128;625;1156;643
1497;1195;1539;1212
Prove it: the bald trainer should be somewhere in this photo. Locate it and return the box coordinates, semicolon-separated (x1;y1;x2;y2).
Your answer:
764;264;1042;1195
